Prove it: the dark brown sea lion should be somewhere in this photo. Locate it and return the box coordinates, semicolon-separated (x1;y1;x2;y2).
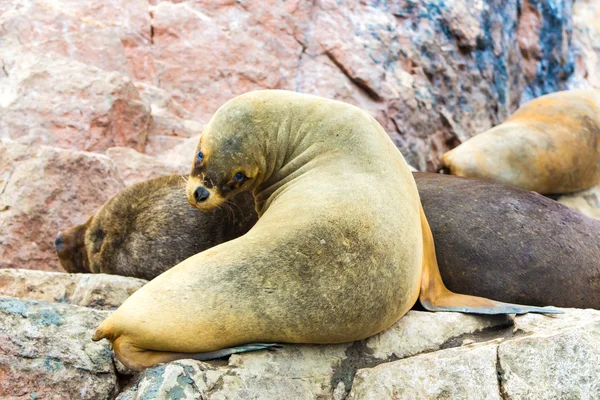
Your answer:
55;175;257;280
415;172;600;308
93;91;558;371
440;89;600;194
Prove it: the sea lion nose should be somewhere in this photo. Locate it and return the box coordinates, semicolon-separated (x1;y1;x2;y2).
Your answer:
55;234;64;251
194;186;210;203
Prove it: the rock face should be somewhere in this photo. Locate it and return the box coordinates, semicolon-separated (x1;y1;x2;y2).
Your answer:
0;268;146;310
557;182;600;220
0;0;579;170
1;268;599;399
117;309;600;400
0;50;150;152
146;0;575;170
569;0;600;90
0;143;125;272
106;147;189;187
0;296;117;400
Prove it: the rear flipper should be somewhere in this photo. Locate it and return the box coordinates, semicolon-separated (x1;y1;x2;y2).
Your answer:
112;337;282;371
418;205;562;315
190;343;282;361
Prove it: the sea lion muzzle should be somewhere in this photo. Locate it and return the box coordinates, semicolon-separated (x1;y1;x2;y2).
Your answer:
54;235;64;251
193;186;211;203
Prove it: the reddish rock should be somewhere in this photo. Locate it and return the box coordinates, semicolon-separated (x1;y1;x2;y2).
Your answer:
158;134;202;166
149;0;307;122
0;143;125;272
0;0;155;80
146;0;574;170
0;50;150;152
134;82;204;155
106;147;189;186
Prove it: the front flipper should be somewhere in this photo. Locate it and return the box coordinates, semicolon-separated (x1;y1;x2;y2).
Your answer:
111;337;282;371
418;205;562;315
190;343;282;361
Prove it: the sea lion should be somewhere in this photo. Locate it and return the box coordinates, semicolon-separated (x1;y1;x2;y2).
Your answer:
415;173;600;308
56;175;257;280
440;89;600;194
93;91;558;371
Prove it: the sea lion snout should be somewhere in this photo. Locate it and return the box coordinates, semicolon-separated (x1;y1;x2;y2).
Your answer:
194;186;210;203
55;234;64;251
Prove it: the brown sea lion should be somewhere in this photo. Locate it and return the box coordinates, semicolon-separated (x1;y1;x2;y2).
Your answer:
440;89;600;194
93;91;558;371
415;173;600;309
55;175;257;280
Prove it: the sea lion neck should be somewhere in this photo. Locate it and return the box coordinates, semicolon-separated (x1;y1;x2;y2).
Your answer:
232;91;371;216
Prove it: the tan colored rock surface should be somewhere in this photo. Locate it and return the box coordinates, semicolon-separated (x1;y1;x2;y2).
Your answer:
115;309;600;399
0;296;117;399
569;0;600;90
0;268;146;310
557;182;600;220
0;143;125;272
349;344;502;400
106;147;189;186
159;134;202;166
499;311;600;399
0;50;150;152
364;310;511;360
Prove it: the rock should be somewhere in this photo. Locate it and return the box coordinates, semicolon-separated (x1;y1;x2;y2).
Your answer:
134;82;205;155
348;343;502;400
0;0;154;80
364;311;512;360
0;143;125;272
117;309;600;399
568;0;600;90
0;1;578;169
106;147;189;186
0;268;146;310
159;134;202;166
149;1;305;122
0;50;150;152
499;310;600;399
557;182;600;220
0;296;117;399
147;0;574;170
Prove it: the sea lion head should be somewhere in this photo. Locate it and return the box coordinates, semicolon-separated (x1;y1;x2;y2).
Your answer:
186;95;265;211
55;217;92;273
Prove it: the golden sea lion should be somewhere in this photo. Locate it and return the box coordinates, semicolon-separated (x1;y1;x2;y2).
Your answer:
440;89;600;194
56;175;257;280
93;91;558;371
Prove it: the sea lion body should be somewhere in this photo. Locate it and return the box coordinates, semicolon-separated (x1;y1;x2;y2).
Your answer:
441;89;600;194
415;173;600;309
56;175;257;280
94;91;557;371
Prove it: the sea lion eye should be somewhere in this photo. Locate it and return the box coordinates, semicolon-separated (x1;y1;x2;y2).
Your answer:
233;172;246;182
197;151;204;162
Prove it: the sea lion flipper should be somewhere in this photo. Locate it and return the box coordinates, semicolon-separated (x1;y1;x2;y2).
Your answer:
418;206;563;315
189;343;283;361
420;292;563;315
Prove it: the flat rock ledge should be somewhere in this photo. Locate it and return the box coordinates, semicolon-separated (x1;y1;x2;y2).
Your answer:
1;269;599;399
